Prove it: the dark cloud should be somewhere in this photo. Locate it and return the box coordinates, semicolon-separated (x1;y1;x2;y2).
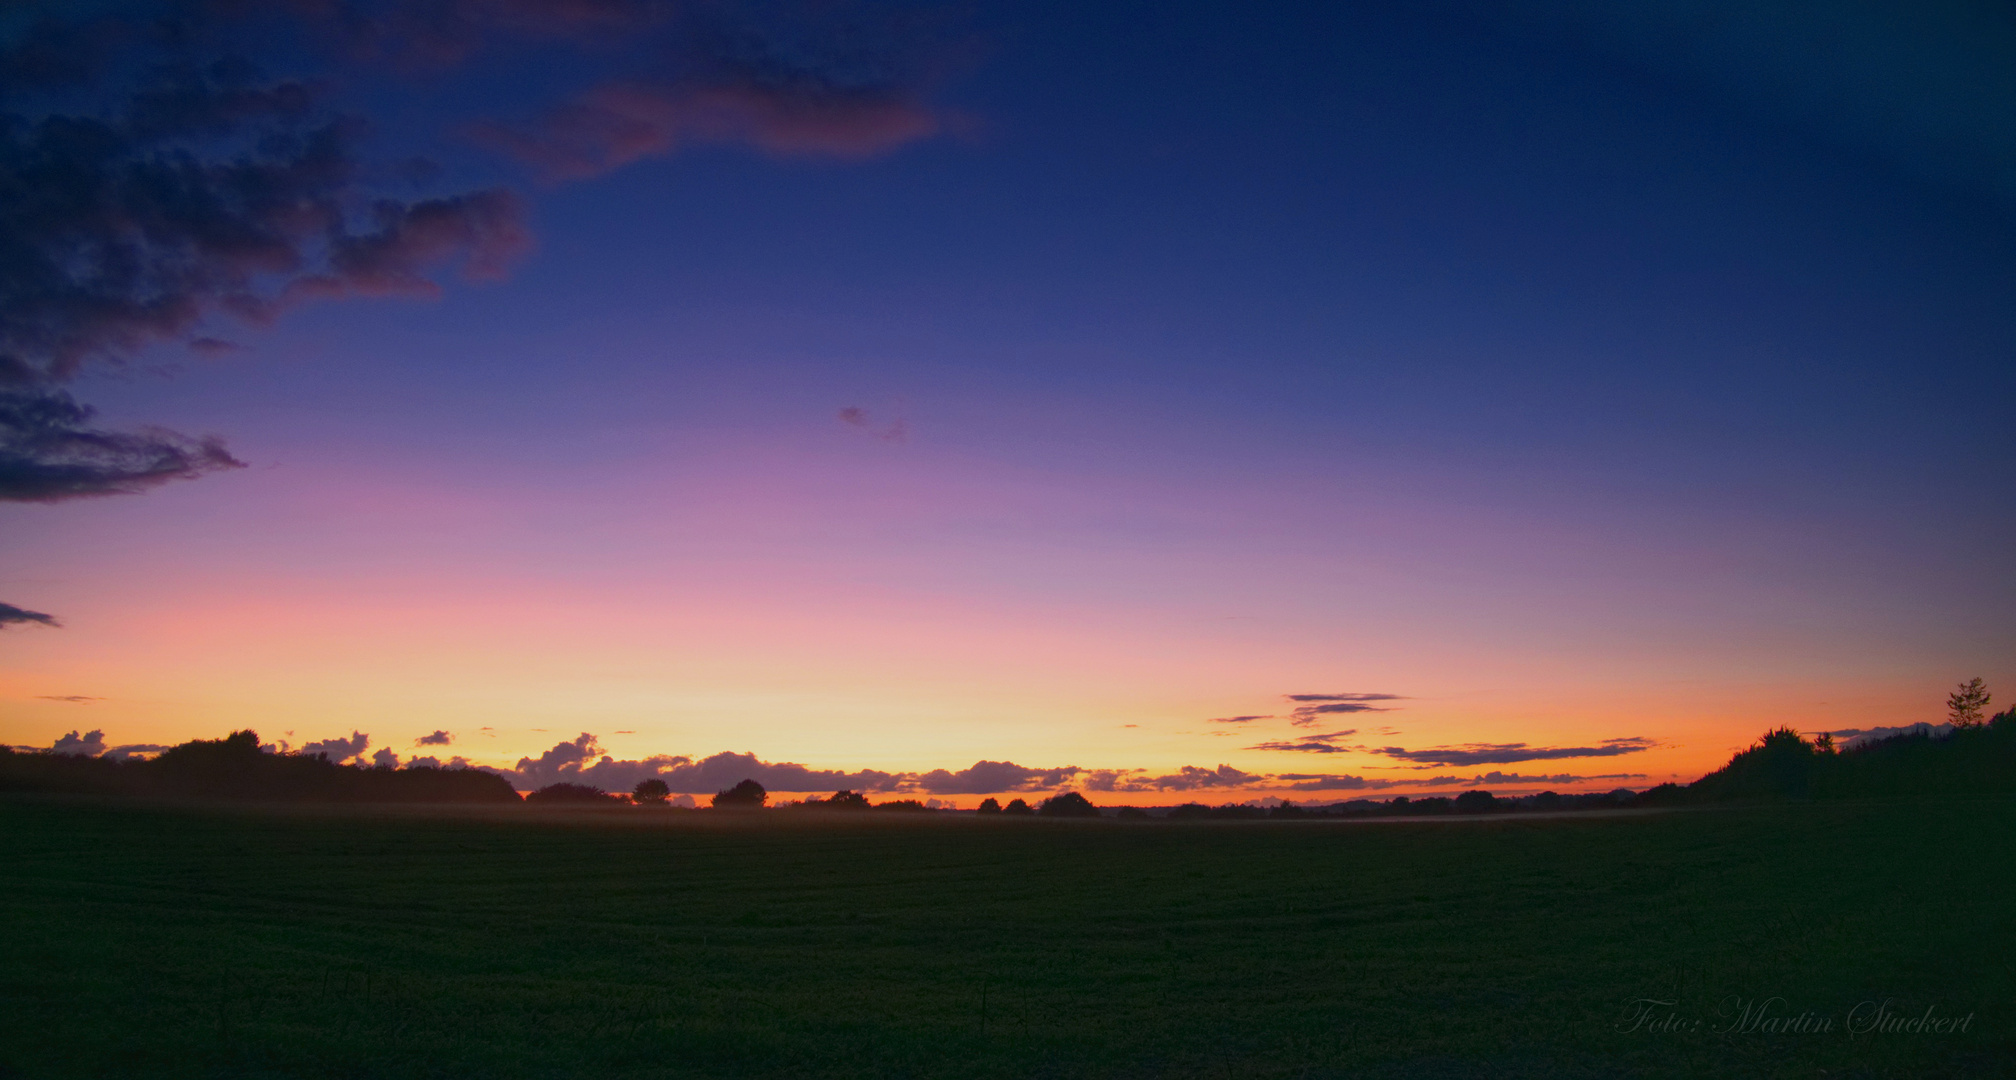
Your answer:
500;734;907;793
836;405;906;442
1273;772;1405;791
1373;737;1658;767
415;729;454;746
472;9;948;181
36;695;100;702
40;728;166;760
1824;722;1952;748
405;753;474;769
0;388;244;501
0;60;529;392
1285;692;1403;725
1247;730;1359;753
911;759;1079;795
1;602;61;627
299;730;370;763
49;729;107;757
1207;714;1268;724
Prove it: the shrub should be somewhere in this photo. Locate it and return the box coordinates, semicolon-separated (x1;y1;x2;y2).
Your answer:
874;798;932;812
1001;798;1034;816
1165;802;1211;819
1453;790;1497;814
712;778;767;809
632;778;670;805
527;782;615;804
1038;792;1100;818
821;789;871;810
976;797;1002;815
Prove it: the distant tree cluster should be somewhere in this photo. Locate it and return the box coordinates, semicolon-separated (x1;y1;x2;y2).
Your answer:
0;731;521;803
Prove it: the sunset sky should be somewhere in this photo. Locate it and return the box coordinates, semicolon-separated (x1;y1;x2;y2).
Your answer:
3;0;2013;802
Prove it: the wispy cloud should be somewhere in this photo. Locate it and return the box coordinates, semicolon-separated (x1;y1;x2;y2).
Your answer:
0;602;60;628
35;695;99;703
299;731;371;764
1247;730;1359;753
1207;714;1269;724
415;730;454;746
1373;737;1658;767
1285;692;1403;726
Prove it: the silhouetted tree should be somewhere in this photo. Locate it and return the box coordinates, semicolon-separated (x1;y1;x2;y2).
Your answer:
1949;678;1991;728
712;778;767;809
1529;791;1562;811
1453;789;1496;814
874;798;931;811
633;778;670;805
1002;797;1034;816
1270;799;1307;819
976;797;1002;814
1116;806;1150;819
528;782;615;804
1038;792;1100;818
1166;802;1211;819
822;789;871;810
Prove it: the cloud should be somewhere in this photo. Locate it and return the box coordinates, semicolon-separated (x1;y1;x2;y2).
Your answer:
836;406;907;442
473;18;946;182
0;388;245;502
500;734;908;793
1207;715;1269;724
1285;692;1404;725
1823;723;1953;748
1;602;61;628
0;63;529;393
415;729;454;746
369;747;401;768
1273;773;1406;791
911;760;1080;795
405;754;474;769
1372;737;1658;767
50;729;107;757
36;695;100;703
1247;730;1360;753
299;731;370;763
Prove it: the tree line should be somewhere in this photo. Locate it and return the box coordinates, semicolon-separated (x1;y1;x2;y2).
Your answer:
7;679;2007;810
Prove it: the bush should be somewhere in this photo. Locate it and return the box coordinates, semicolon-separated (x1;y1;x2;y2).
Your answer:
819;789;871;810
874;798;932;812
527;783;615;804
1038;792;1100;818
1001;798;1034;816
975;797;1002;815
712;779;767;809
1165;802;1211;820
1453;790;1497;814
633;778;670;805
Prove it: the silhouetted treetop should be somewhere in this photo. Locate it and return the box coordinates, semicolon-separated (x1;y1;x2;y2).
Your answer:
713;778;767;809
1037;791;1100;818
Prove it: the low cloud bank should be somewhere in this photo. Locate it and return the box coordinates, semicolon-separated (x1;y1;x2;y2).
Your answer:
19;728;1659;797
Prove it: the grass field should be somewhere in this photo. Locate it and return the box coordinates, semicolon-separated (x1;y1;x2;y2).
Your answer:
1;797;2010;1079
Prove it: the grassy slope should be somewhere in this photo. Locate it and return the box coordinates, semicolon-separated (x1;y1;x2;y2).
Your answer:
0;798;2009;1079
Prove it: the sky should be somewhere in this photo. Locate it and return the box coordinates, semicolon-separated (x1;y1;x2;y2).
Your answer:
2;0;2013;803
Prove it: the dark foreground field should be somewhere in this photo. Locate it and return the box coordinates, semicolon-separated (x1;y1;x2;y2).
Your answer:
1;797;2009;1079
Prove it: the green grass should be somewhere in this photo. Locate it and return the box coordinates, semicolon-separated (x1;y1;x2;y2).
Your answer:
1;797;2010;1079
